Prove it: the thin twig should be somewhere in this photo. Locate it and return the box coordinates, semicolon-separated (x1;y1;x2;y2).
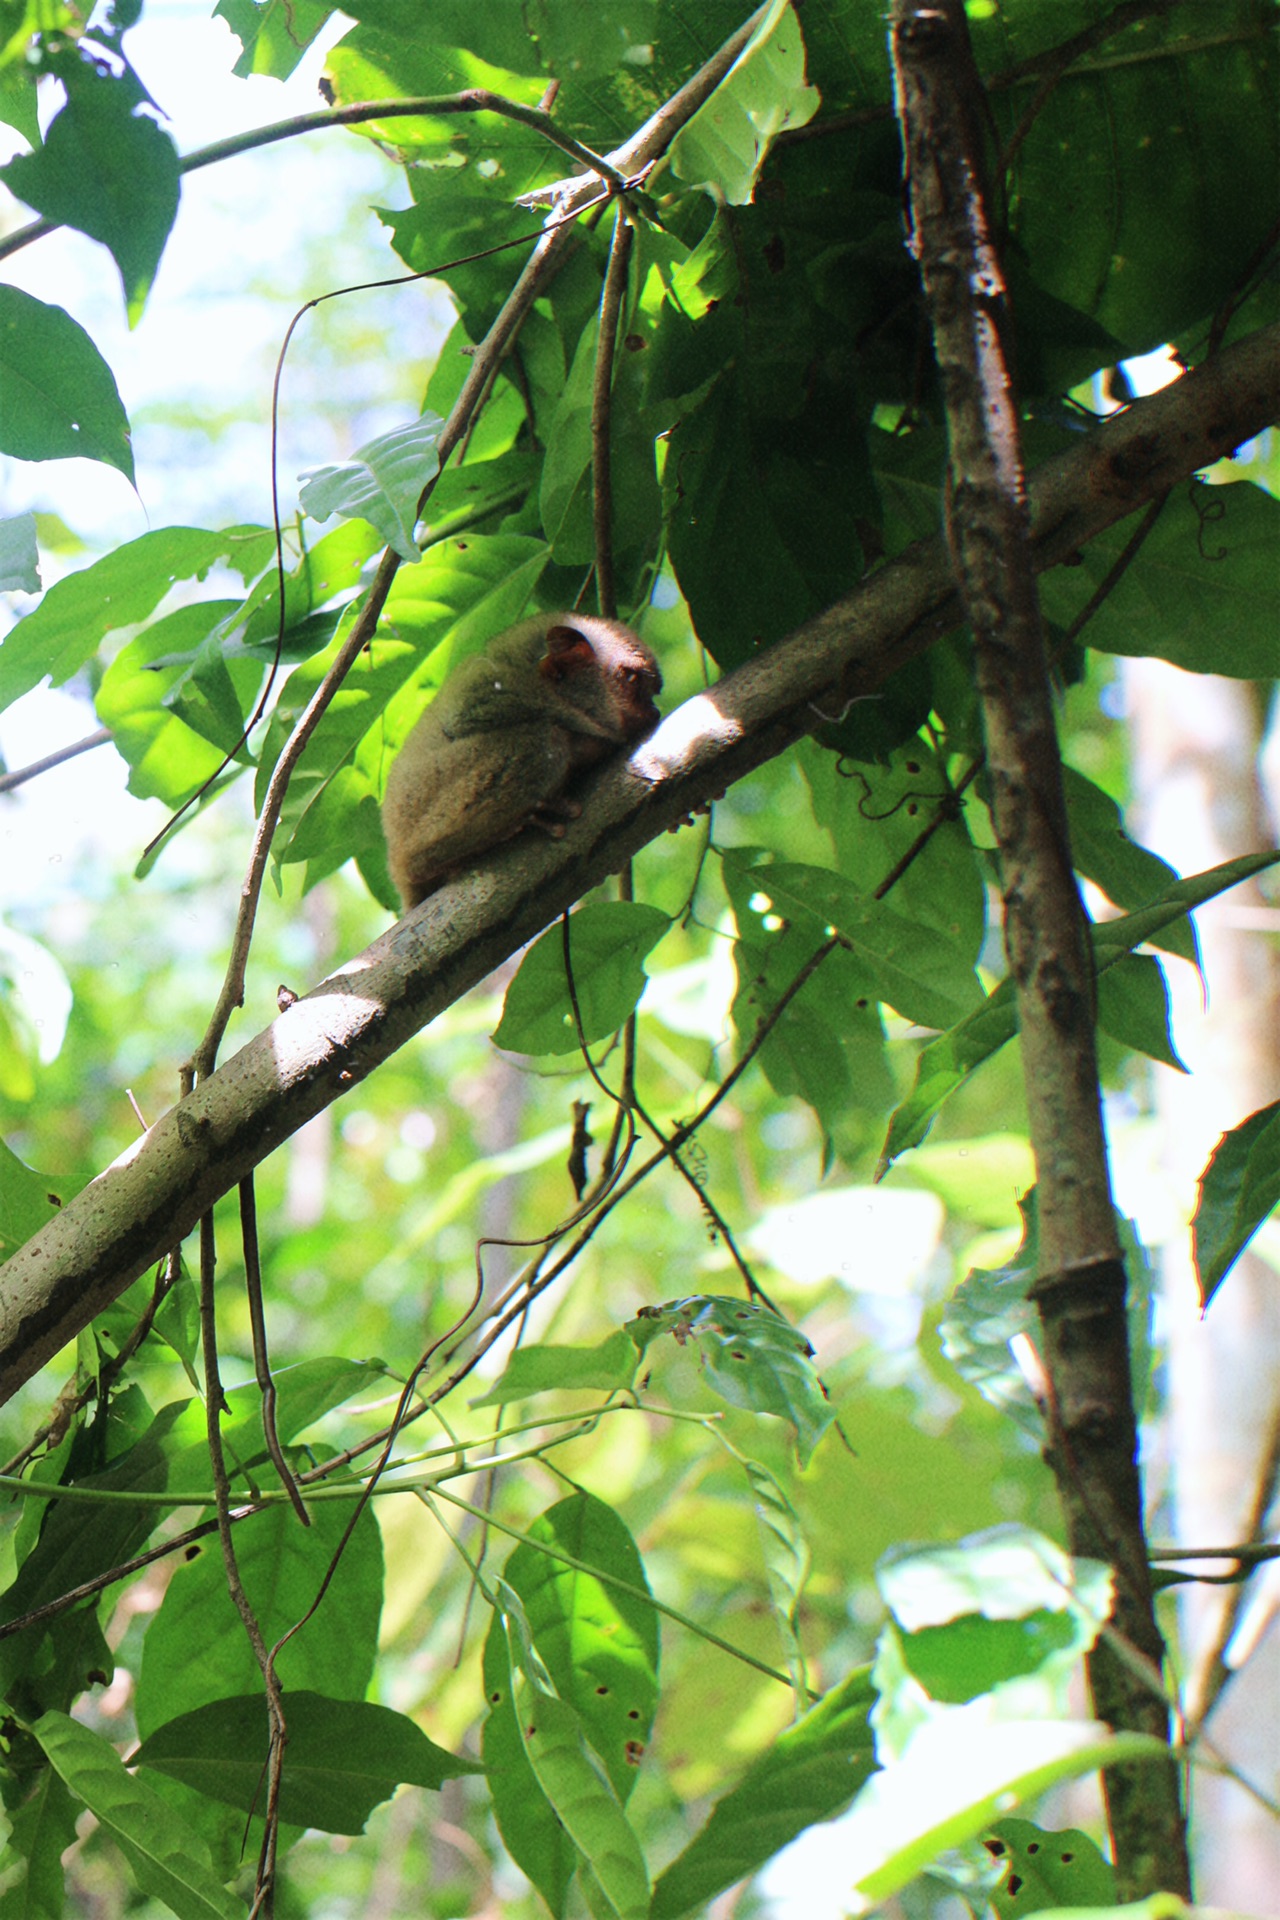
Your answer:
591;207;634;619
1183;1397;1280;1734
0;91;627;266
0;728;111;794
240;1176;309;1526
198;1211;287;1917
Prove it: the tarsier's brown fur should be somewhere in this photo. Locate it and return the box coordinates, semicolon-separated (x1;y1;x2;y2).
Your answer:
381;612;662;909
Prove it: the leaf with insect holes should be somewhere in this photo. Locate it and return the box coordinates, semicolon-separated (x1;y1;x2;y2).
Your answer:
628;1295;835;1464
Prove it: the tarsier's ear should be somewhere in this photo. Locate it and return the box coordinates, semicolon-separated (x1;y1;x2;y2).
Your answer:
540;623;594;681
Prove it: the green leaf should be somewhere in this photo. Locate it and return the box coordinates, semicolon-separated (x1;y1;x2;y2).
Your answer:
134;1490;384;1736
482;1620;575;1918
1193;1097;1280;1310
1041;480;1280;678
31;1712;242;1920
728;856;983;1032
509;1655;650;1920
670;0;818;205
1060;766;1195;964
0;287;133;478
0;524;273;713
0;1761;80;1920
1095;952;1185;1071
214;0;334;79
299;413;443;562
133;1690;479;1835
801;737;988;970
881;848;1280;1167
499;1491;659;1803
471;1331;640;1406
493;903;672;1055
627;1296;835;1465
722;851;892;1159
985;1815;1116;1918
858;1528;1126;1892
650;1667;876;1920
877;1529;1114;1658
94;599;252;804
0;1139;66;1264
843;1719;1161;1911
0;1401;191;1710
0;510;39;592
0;62;180;323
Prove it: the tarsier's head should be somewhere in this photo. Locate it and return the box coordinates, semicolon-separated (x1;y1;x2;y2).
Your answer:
538;617;663;742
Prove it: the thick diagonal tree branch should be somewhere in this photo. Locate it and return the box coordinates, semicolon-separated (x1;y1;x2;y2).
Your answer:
0;320;1277;1405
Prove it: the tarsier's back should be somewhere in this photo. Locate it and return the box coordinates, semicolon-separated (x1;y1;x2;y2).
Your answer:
381;612;661;909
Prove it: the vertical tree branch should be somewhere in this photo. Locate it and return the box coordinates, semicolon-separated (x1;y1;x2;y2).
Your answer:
889;0;1191;1895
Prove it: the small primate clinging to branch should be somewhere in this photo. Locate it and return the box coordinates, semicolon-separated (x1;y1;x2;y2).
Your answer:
381;612;662;908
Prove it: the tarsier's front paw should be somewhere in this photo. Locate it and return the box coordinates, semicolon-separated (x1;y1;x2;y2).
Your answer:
527;796;585;837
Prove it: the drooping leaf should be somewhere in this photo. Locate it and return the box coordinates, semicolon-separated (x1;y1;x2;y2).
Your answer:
881;849;1280;1166
1095;952;1186;1072
509;1652;650;1920
1060;766;1195;964
1;60;180;322
499;1491;659;1802
32;1712;242;1920
0;287;134;479
494;903;672;1055
472;1331;641;1406
133;1690;479;1835
670;0;818;205
0;509;40;592
650;1667;876;1920
0;524;273;713
482;1617;576;1919
627;1296;835;1464
299;413;444;561
1192;1097;1280;1310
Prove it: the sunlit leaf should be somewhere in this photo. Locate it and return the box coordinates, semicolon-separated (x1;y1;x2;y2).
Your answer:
984;1815;1116;1917
299;414;444;561
472;1331;641;1405
0;523;273;713
1;60;180;322
494;903;672;1055
670;0;818;204
0;287;133;478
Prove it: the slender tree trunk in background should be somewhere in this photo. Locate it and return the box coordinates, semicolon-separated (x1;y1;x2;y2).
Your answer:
1125;659;1280;1908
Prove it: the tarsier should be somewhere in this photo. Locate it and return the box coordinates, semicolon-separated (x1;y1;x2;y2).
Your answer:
381;611;663;909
